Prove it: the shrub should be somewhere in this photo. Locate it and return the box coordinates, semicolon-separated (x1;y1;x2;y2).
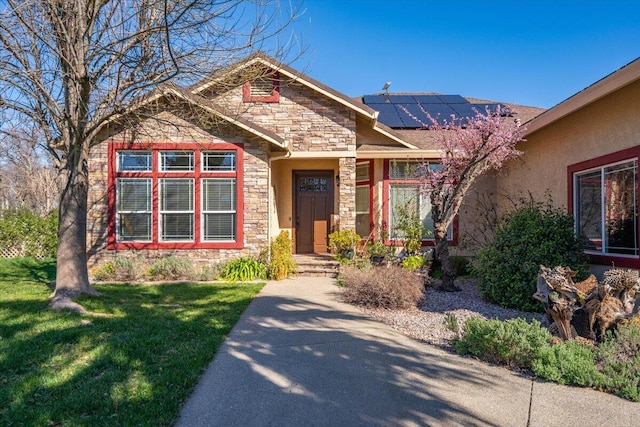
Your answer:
91;262;115;281
196;263;224;281
533;341;605;388
473;200;590;311
113;255;142;281
339;265;424;309
328;230;361;261
594;322;640;401
401;254;426;270
453;317;552;369
0;208;58;258
392;201;425;254
145;256;195;281
268;231;296;280
219;257;266;282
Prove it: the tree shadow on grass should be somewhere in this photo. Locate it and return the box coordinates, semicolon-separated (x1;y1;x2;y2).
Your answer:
0;281;262;426
0;258;56;284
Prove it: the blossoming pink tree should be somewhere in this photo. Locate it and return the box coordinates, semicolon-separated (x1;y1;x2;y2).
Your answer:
403;105;526;291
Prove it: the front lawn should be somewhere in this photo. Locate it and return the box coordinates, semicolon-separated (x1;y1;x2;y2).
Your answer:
0;258;263;426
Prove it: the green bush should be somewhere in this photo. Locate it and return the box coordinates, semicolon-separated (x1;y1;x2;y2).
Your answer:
594;322;640;401
401;254;426;270
454;317;640;402
473;201;590;311
145;256;195;280
328;230;361;261
0;209;58;258
219;257;266;282
91;262;116;281
339;265;424;309
453;317;552;369
533;341;605;388
268;231;296;280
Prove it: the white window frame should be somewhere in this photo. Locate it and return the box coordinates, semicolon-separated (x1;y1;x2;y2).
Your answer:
201;178;237;242
159;178;195;242
115;178;152;242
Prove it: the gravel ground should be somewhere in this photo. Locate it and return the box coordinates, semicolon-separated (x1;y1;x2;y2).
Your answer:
360;278;547;350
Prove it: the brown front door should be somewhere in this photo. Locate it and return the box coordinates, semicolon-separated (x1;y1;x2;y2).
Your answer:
294;171;334;253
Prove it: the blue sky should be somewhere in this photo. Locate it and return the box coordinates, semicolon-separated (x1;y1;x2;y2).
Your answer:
286;0;639;108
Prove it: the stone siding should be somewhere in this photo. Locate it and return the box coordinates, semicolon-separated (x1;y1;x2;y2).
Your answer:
87;111;270;266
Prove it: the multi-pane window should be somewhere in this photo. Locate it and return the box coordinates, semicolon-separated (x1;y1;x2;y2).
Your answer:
160;151;194;171
202;179;236;241
387;160;451;242
575;159;638;256
116;178;152;241
112;145;241;247
356;161;371;238
160;179;194;241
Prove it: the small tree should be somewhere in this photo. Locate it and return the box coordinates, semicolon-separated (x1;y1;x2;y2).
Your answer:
402;105;526;291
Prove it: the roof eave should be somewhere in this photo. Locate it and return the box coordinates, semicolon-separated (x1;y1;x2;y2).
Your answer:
525;57;640;135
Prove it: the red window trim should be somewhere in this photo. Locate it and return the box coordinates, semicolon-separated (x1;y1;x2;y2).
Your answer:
107;142;244;250
381;159;458;247
242;72;280;103
356;159;374;240
567;145;640;268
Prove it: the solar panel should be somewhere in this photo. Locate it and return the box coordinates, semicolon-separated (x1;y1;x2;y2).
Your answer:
373;103;405;128
450;104;480;118
362;95;388;104
386;95;416;104
413;95;444;104
395;104;426;128
436;95;468;104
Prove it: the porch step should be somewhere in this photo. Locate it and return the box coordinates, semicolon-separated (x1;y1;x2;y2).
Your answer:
293;253;340;278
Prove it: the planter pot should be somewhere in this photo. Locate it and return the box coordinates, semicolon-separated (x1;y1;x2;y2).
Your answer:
370;255;385;266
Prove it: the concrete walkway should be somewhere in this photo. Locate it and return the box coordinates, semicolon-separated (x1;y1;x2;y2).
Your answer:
176;277;636;427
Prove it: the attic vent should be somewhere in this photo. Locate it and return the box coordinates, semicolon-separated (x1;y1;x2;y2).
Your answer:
243;72;280;103
251;77;275;97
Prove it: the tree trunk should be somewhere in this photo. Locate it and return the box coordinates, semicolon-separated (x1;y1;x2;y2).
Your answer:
50;165;99;310
434;225;460;292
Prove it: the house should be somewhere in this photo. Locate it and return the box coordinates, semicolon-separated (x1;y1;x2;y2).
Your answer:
86;52;540;266
497;57;640;275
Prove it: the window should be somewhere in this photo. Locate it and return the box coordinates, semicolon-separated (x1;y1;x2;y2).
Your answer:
118;151;151;171
116;178;152;241
202;179;236;241
385;160;452;244
160;179;194;241
109;143;243;249
160;151;194;171
242;72;280;103
356;161;372;238
574;159;638;256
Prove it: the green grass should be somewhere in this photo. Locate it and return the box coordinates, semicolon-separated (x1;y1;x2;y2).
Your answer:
0;258;263;426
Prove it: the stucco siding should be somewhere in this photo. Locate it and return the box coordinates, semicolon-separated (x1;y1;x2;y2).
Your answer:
497;79;640;216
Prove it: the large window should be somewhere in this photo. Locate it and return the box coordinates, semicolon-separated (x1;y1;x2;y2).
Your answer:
386;160;452;244
109;143;243;249
574;159;638;256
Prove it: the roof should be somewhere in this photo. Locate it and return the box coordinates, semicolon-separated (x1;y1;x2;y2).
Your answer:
525;57;640;135
191;52;419;150
356;93;544;150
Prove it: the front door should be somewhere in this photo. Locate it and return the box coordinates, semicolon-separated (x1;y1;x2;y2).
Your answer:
294;171;334;253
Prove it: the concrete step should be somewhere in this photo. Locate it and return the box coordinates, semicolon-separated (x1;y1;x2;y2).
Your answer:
294;254;340;277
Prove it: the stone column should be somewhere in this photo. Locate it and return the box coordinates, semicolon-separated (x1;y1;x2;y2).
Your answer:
338;156;356;231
